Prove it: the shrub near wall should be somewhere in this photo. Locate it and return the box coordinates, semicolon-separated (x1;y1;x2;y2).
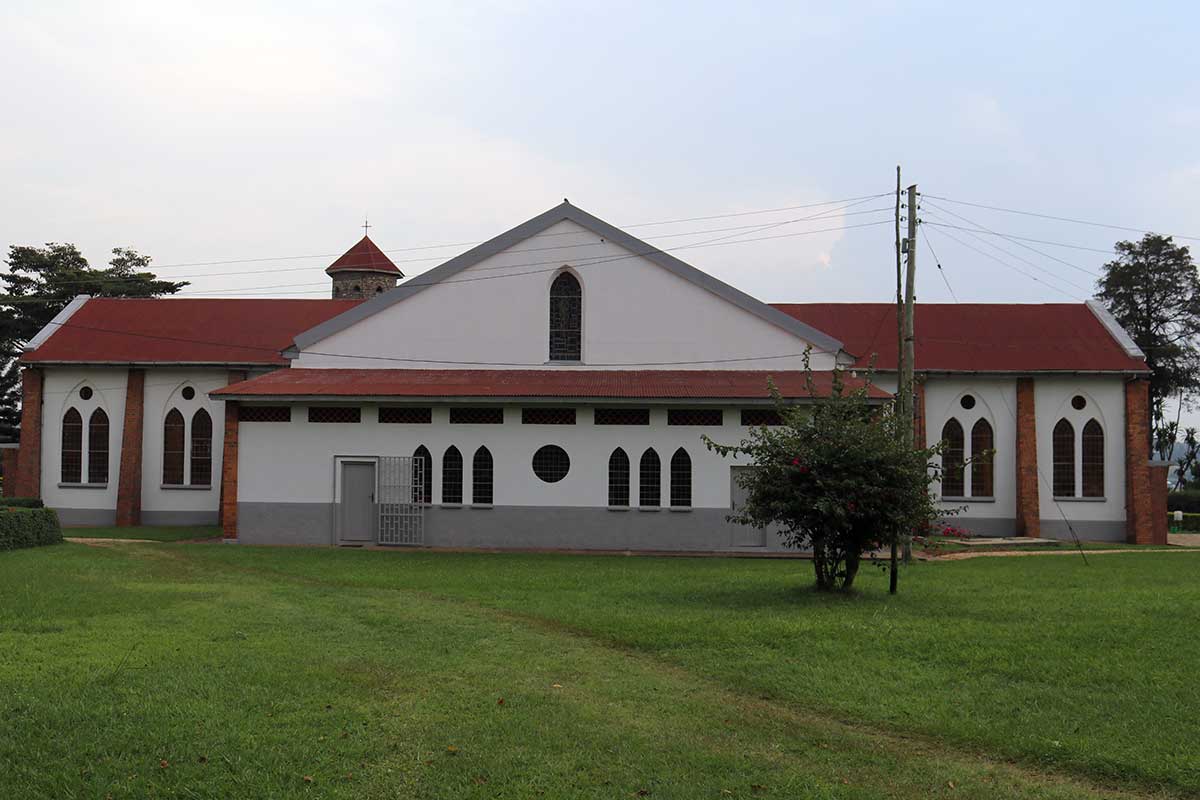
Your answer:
2;498;45;509
1170;512;1200;532
1167;490;1200;513
0;508;63;551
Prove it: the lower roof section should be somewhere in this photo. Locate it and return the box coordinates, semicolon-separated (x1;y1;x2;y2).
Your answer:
212;368;890;401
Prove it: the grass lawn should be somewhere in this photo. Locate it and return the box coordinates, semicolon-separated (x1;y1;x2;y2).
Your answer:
0;543;1197;798
62;525;222;542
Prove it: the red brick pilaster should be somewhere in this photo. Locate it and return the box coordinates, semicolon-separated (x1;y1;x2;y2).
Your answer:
2;448;18;497
115;369;145;526
912;377;926;448
1148;462;1169;545
15;368;43;499
220;400;240;541
1014;377;1040;538
1124;378;1153;544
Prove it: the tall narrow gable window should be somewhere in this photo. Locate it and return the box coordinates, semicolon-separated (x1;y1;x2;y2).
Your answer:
1052;419;1075;497
163;409;186;485
1082;419;1104;498
549;272;582;361
442;446;463;504
472;446;493;505
969;419;994;498
61;408;83;484
413;446;433;505
608;448;630;507
639;448;661;508
87;409;109;485
670;448;692;508
940;418;965;497
190;409;213;486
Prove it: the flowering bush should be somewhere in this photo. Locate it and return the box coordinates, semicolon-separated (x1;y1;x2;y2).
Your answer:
704;355;948;591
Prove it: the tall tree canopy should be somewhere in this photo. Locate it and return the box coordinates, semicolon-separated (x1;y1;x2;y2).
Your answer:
1096;234;1200;453
0;244;187;440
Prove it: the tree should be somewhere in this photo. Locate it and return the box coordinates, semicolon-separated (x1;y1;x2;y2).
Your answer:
1096;234;1200;453
703;359;947;592
0;243;187;439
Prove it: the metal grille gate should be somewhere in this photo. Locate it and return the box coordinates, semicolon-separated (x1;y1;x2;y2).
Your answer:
377;456;424;545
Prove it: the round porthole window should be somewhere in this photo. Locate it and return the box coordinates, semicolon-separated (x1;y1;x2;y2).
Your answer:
532;445;570;483
960;394;976;410
181;386;196;400
1071;395;1087;410
79;386;93;400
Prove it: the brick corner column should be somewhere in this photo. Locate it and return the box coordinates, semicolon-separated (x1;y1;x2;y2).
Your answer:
1148;461;1169;545
1014;376;1040;538
220;400;240;541
1124;378;1153;544
16;367;44;499
912;375;927;449
115;368;146;527
2;448;19;497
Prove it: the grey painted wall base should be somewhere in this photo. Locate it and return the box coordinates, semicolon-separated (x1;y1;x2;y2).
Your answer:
1040;519;1126;542
941;516;1128;542
142;510;218;526
237;502;789;552
54;507;116;527
239;502;336;546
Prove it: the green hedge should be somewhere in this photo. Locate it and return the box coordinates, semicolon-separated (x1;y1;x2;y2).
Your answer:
2;497;44;509
1167;490;1200;513
0;507;62;551
1170;512;1200;532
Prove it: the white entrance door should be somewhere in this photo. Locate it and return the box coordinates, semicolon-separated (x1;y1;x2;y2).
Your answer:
730;467;766;547
339;461;376;545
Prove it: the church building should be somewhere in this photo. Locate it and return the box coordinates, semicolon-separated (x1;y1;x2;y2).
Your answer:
7;202;1167;549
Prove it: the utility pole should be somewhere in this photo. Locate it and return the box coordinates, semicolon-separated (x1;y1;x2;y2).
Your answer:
900;183;918;563
890;167;902;595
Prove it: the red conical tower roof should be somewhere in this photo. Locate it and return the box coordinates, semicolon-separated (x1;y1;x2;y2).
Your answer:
325;235;403;276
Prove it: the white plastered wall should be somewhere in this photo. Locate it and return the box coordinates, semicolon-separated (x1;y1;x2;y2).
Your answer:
40;367;128;513
1034;376;1126;524
293;220;839;371
923;377;1018;520
237;405;765;509
140;369;230;518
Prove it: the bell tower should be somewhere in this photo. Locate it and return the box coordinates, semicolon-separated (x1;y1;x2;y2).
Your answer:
326;227;403;299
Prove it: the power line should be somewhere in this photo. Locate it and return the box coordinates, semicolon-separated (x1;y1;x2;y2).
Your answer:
919;223;958;302
921;225;1084;301
90;192;892;272
915;223;1114;255
0;201;892;293
35;316;840;366
920;199;1100;278
0;217;892;304
921;194;1200;243
920;209;1091;295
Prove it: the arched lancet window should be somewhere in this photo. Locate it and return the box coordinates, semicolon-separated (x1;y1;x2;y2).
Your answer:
970;419;993;498
549;272;582;361
61;407;82;484
413;446;433;505
608;448;630;507
639;448;660;507
940;418;965;497
442;446;463;504
1082;419;1104;498
88;409;109;485
670;448;692;507
163;409;185;486
190;409;212;486
1052;419;1076;497
472;446;493;505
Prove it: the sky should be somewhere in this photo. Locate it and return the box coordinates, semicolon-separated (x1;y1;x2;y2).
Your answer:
1;2;1197;316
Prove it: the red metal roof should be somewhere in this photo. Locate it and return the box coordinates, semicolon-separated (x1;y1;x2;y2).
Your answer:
22;298;361;366
772;303;1148;373
213;368;890;400
325;236;403;275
